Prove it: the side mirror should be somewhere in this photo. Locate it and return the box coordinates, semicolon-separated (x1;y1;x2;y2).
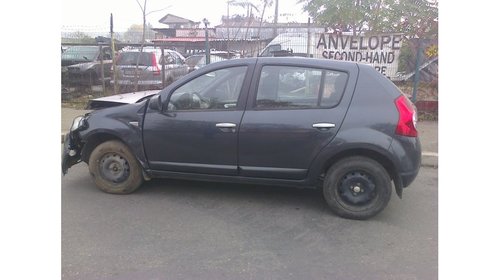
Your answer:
149;95;162;111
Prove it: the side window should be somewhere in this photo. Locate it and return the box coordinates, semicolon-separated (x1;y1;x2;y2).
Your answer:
255;66;347;109
159;52;175;65
102;48;112;60
320;70;348;107
168;66;247;111
170;52;183;64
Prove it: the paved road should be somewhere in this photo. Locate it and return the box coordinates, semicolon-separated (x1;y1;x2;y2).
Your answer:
62;164;437;280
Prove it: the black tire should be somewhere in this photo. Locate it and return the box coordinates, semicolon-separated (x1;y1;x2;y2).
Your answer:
323;156;392;220
88;140;143;194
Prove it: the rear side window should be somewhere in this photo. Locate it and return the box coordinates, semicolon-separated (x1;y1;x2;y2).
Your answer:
255;66;348;109
117;52;153;66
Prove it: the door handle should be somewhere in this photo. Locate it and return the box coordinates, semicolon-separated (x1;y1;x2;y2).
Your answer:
216;123;237;133
312;123;336;130
216;123;237;128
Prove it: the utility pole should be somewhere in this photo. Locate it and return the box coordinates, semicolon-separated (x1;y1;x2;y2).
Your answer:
227;1;230;56
273;0;279;37
203;18;210;65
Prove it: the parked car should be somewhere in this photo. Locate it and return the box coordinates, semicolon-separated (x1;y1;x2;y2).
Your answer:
185;54;227;72
61;45;113;85
111;47;188;91
62;57;421;220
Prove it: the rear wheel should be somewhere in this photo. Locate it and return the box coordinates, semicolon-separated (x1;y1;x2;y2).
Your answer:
88;140;143;194
323;156;392;220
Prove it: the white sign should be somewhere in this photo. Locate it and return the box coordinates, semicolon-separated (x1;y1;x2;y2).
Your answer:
315;33;403;78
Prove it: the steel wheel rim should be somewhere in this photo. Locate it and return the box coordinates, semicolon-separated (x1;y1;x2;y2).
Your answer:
99;153;130;184
337;171;377;207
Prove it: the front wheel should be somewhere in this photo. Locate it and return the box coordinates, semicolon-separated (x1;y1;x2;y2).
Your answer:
88;140;144;194
323;156;392;220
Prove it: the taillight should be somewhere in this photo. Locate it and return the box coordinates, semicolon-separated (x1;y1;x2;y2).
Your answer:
151;53;161;76
394;95;418;137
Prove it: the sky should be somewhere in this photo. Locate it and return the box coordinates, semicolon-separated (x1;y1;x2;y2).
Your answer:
62;0;309;32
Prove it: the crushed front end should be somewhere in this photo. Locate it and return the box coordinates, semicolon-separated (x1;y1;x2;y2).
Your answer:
62;115;89;174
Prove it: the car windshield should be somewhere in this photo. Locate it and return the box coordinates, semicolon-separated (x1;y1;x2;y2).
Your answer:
185;55;204;67
117;52;154;66
62;46;100;61
185;55;226;67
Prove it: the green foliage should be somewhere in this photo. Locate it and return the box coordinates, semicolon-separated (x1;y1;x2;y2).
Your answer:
299;0;438;38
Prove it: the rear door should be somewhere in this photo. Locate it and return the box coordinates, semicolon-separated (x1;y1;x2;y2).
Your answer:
238;59;358;180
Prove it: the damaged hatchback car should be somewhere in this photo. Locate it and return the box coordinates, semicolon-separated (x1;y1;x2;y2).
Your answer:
62;57;421;220
61;45;113;85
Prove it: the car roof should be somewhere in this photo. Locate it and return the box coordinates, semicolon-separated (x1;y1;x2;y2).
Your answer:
121;47;177;53
200;57;359;72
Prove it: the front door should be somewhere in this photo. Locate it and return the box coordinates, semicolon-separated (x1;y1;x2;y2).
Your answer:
143;65;251;175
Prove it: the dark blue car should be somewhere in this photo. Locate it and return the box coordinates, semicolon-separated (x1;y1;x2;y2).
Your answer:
62;57;421;219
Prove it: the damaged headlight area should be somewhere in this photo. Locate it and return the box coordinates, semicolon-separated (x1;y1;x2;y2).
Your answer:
70;115;88;132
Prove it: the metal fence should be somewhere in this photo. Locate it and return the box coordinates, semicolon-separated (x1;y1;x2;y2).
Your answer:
61;28;438;118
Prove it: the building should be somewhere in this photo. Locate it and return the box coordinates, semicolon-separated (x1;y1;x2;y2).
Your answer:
151;14;323;57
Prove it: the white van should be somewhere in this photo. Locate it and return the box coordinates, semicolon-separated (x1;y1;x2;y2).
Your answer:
259;33;313;57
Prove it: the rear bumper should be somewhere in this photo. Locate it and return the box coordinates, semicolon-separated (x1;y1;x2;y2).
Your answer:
389;136;421;197
398;167;420;188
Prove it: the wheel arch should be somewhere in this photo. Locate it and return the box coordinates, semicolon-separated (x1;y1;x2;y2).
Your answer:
81;132;122;163
320;148;401;197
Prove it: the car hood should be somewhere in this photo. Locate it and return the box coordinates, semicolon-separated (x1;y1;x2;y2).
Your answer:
87;90;160;110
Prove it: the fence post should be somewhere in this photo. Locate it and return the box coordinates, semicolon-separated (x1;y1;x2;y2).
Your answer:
307;18;311;57
110;13;118;95
161;46;165;88
412;39;423;103
99;44;105;96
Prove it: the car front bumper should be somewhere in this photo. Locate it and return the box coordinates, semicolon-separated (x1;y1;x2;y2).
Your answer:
61;131;83;175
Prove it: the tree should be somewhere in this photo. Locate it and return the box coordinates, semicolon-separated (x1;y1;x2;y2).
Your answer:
299;0;438;38
257;0;273;39
229;0;261;40
123;23;155;43
64;31;95;44
131;0;171;91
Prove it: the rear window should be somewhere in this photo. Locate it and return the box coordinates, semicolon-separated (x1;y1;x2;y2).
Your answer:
117;52;154;66
62;46;100;61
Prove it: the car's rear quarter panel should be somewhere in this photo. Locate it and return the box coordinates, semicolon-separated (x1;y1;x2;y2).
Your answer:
308;64;420;185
